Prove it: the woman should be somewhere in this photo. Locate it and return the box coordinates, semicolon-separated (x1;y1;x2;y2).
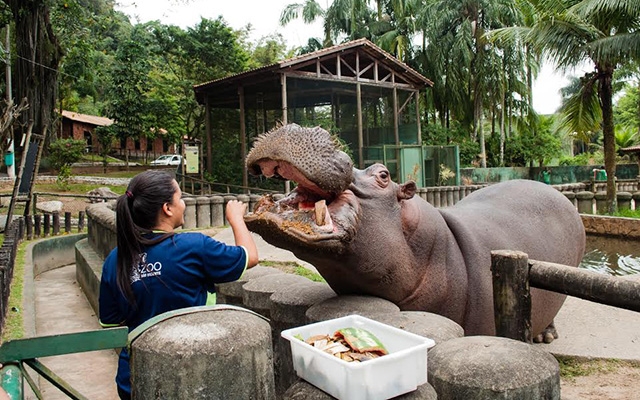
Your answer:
98;170;258;399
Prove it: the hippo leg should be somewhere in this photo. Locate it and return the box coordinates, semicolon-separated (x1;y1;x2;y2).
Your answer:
533;321;559;344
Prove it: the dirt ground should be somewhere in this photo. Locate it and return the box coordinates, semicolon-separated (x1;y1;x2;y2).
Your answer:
560;363;640;400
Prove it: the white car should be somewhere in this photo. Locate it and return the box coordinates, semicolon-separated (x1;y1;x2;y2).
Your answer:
150;155;182;166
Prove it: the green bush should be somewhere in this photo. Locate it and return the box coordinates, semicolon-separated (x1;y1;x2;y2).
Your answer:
48;139;86;190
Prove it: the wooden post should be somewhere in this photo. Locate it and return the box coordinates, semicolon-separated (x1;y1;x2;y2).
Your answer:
78;211;85;232
25;215;33;240
239;86;248;190
52;212;60;236
34;214;41;238
43;214;50;237
356;52;364;168
281;74;291;194
64;212;71;233
415;90;422;143
491;250;532;343
205;97;212;175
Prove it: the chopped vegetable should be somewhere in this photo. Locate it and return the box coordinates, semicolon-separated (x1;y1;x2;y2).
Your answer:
335;327;388;355
302;327;388;362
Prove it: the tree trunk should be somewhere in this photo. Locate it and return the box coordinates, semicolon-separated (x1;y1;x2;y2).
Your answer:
9;0;62;141
598;65;617;213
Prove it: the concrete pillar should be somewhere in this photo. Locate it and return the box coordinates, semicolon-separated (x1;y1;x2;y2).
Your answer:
182;197;196;229
439;188;447;207
216;266;284;306
562;191;576;209
417;187;427;201
131;309;275;399
446;187;454;207
210;196;224;227
305;295;400;323
618;191;632;211
452;187;461;205
426;189;435;206
283;379;437;399
242;273;314;319
196;196;211;228
433;188;441;208
576;191;594;214
633;191;640;210
371;311;463;347
594;191;607;214
270;283;337;396
428;336;560;399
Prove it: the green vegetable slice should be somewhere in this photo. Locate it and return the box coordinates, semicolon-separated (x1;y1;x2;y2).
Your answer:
334;327;388;355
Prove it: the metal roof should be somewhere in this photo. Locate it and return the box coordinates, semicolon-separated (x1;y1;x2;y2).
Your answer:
193;38;433;105
61;110;113;127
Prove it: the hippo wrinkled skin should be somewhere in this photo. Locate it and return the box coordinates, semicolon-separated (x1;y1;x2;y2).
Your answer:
245;124;586;339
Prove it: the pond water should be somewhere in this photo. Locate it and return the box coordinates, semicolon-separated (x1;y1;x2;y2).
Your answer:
581;235;640;276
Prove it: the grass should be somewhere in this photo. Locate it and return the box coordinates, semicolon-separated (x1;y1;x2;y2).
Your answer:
259;260;325;282
557;357;638;380
1;239;27;343
33;182;127;196
610;208;640;219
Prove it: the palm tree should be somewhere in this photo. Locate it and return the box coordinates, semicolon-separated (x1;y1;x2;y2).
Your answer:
280;0;333;47
491;0;640;213
418;0;524;168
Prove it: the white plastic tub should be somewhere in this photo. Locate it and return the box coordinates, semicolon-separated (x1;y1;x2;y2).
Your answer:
281;314;435;400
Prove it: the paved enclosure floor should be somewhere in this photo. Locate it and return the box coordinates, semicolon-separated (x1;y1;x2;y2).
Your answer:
33;265;118;400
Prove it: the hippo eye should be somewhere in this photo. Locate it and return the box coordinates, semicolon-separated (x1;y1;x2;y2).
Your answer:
379;170;389;180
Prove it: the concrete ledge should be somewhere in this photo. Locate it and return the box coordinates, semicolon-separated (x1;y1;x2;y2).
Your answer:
75;238;103;315
581;214;640;238
32;233;87;276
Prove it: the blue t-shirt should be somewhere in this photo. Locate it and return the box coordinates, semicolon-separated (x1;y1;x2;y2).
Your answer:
99;232;248;394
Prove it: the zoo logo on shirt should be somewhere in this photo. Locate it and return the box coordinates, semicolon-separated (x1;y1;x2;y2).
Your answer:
130;252;162;283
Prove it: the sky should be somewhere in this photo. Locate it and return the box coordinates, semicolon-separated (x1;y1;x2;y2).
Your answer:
115;0;590;115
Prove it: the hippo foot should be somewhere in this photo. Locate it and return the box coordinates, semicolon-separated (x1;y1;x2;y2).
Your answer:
533;321;559;344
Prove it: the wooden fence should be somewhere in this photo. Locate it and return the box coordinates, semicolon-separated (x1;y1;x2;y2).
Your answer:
491;250;640;343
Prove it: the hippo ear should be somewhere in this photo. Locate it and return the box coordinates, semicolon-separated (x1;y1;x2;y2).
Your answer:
398;181;416;200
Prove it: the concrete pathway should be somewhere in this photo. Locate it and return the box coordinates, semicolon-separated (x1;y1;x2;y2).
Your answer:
33;265;118;400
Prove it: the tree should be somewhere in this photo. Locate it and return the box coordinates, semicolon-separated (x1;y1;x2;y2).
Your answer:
48;138;85;189
615;84;640;133
7;0;62;142
492;0;640;213
104;25;152;166
419;0;527;167
280;0;333;47
95;124;116;173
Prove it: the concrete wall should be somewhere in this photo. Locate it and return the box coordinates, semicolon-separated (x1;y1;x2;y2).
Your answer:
581;214;640;239
32;233;87;276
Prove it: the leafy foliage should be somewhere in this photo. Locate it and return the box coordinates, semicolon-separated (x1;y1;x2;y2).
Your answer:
48;138;86;189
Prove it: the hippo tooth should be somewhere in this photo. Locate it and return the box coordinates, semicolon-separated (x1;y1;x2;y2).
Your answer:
314;200;335;232
315;200;327;226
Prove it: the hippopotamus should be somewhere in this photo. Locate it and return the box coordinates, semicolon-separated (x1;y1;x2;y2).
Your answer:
244;124;586;341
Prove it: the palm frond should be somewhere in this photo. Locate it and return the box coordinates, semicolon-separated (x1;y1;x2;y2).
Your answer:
572;0;640;20
586;32;640;65
557;73;602;141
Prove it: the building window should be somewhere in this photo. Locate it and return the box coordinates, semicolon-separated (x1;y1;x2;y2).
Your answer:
135;139;140;150
163;140;169;152
147;138;153;151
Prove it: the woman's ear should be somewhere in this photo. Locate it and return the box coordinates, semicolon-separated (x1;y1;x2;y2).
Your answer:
162;202;174;217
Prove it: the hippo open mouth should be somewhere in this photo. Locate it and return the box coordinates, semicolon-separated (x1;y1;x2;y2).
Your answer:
244;124;359;250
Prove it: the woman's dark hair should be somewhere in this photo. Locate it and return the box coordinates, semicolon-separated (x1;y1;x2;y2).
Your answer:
115;170;177;304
